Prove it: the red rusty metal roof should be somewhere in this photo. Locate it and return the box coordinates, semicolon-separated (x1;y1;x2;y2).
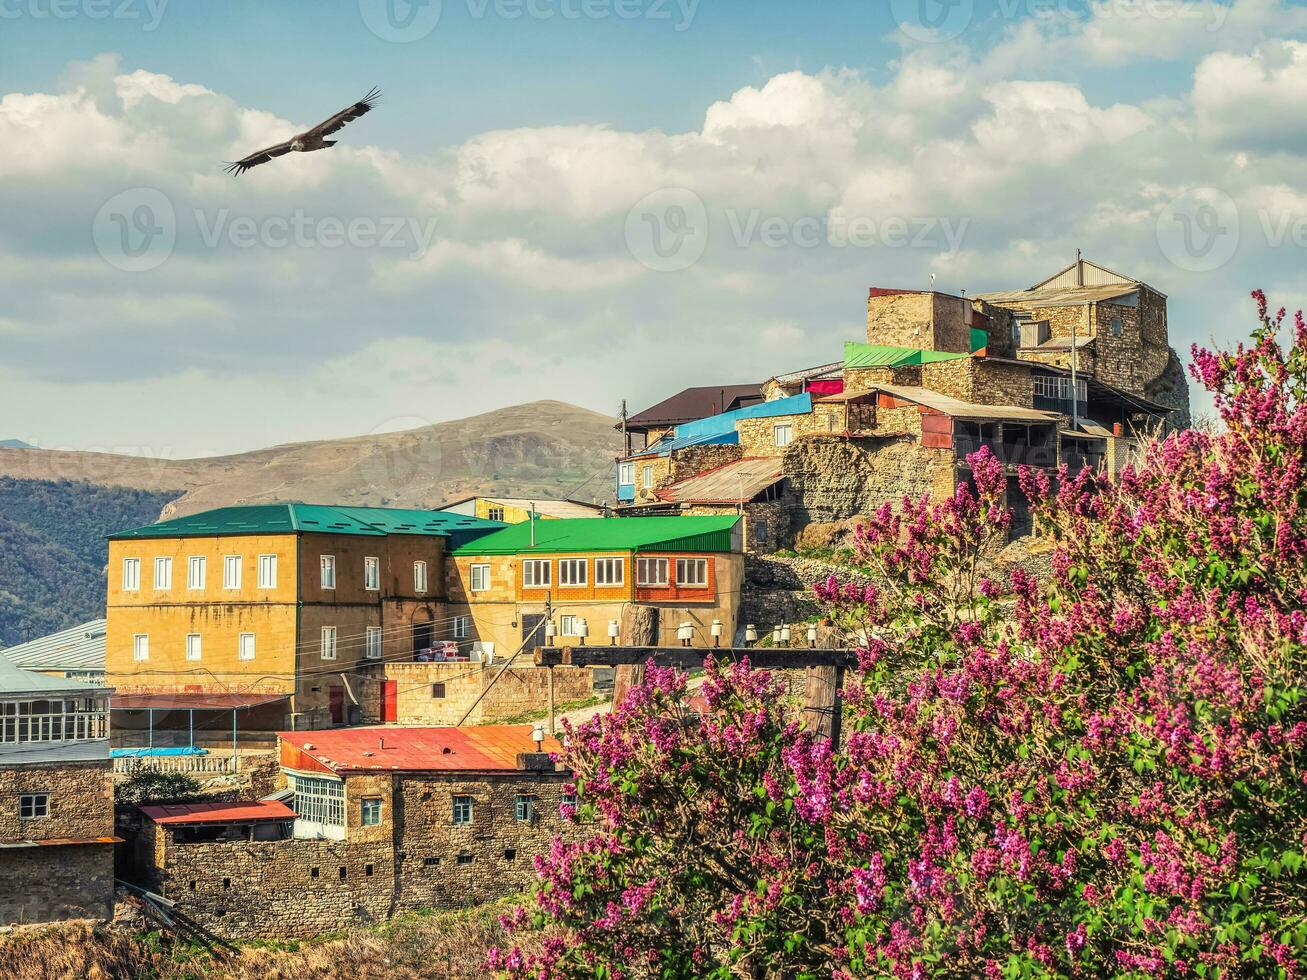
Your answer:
277;726;562;775
140;801;296;825
112;693;289;711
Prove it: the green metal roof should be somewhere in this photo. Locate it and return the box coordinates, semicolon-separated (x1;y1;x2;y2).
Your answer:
109;504;505;541
452;515;741;556
843;342;970;369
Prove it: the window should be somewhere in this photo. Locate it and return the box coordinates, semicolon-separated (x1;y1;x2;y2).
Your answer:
559;615;579;636
423;857;440;867
618;462;635;486
453;616;469;639
636;557;669;587
186;633;202;662
19;794;49;819
457;853;474;865
774;423;794;447
522;559;551;588
452;795;473;825
469;563;491;592
562;793;578;809
1110;316;1123;337
431;683;446;699
366;627;382;660
289;774;344;828
504;848;517;861
487;505;505;522
257;554;277;589
321;626;337;661
223;555;242;590
122;557;140;591
320;555;336;590
414;561;428;594
514;795;535;822
0;697;108;745
676;558;709;588
642;465;654;489
559;559;587;587
595;557;624;586
133;634;150;662
238;633;255;661
360;798;382;826
153;556;173;590
187;556;206;590
363;556;380;591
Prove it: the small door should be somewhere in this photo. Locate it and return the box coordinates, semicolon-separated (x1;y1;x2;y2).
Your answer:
381;680;398;723
328;685;344;725
522;613;546;645
412;621;433;657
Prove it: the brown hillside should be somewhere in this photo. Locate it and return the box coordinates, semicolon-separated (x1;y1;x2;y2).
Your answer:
0;401;621;518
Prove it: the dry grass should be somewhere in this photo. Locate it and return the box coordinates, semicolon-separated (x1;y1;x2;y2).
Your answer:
0;899;542;979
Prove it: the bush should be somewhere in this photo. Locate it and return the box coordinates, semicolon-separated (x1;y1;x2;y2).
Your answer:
493;293;1307;979
116;769;203;806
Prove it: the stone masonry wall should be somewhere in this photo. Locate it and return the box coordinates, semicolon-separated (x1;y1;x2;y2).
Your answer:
781;436;951;526
736;411;835;457
667;444;744;484
0;844;115;925
0;760;114;842
362;664;594;726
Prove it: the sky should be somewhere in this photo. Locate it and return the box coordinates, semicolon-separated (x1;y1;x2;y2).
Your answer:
3;0;1307;458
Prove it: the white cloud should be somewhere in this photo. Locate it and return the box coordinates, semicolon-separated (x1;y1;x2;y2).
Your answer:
1194;40;1307;149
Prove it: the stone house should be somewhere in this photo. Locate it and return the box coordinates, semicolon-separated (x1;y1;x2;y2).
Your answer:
132;725;575;939
358;661;594;726
0;653;117;926
105;504;505;743
447;515;744;649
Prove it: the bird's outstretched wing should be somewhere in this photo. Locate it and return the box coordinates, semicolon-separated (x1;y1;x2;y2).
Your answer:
224;140;295;176
306;87;382;139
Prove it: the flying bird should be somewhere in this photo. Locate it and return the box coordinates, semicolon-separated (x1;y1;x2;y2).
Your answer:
224;87;381;176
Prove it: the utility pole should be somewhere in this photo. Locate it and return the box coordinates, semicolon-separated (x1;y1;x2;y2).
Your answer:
619;399;630;457
1070;249;1082;429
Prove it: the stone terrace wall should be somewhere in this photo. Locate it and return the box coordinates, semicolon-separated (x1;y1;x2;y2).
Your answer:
367;664;594;726
781;436;950;526
0;844;114;925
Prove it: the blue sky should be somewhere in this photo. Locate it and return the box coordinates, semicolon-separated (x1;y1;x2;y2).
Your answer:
3;0;1307;457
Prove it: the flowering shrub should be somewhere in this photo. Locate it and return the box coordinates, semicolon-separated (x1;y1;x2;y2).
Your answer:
493;294;1306;978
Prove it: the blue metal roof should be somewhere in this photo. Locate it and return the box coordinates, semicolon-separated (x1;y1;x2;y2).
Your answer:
629;393;813;459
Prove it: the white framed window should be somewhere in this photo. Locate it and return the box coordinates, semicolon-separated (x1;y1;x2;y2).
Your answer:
133;634;149;662
238;632;256;661
487;505;505;522
1110;316;1123;337
363;557;380;591
452;795;473;825
360;797;383;826
414;561;428;594
453;616;469;639
618;462;635;485
153;556;173;591
522;559;551;588
774;423;794;447
321;626;337;661
187;556;206;590
185;633;202;662
469;563;491;592
223;555;242;590
257;554;277;589
558;559;587;587
636;557;669;586
559;614;579;636
320;555;336;590
289;773;344;830
366;627;382;660
514;795;535;822
122;558;141;592
18;794;49;820
595;557;624;586
676;558;709;587
642;465;654;489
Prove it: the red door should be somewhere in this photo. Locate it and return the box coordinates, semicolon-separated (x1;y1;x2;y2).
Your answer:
381;680;398;723
328;686;344;725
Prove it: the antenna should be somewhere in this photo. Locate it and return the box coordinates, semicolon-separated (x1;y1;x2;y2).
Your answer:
929;272;936;291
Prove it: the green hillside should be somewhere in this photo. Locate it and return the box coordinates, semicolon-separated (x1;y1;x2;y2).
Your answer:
0;477;178;647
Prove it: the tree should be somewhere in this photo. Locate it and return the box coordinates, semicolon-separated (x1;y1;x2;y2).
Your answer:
493;293;1306;978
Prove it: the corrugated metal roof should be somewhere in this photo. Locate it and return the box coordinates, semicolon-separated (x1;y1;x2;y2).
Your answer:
628;431;738;459
657;457;784;505
844;343;970;369
0;652;107;697
626;384;763;428
868;384;1063;423
110;504;504;541
111;693;289;711
141;800;295;825
770;362;842;385
278;725;562;774
629;393;814;460
1;619;105;672
452;515;740;556
1031;258;1138;290
974;283;1141;308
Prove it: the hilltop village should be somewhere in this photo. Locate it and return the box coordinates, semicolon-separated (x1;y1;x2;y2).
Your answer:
0;258;1190;936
